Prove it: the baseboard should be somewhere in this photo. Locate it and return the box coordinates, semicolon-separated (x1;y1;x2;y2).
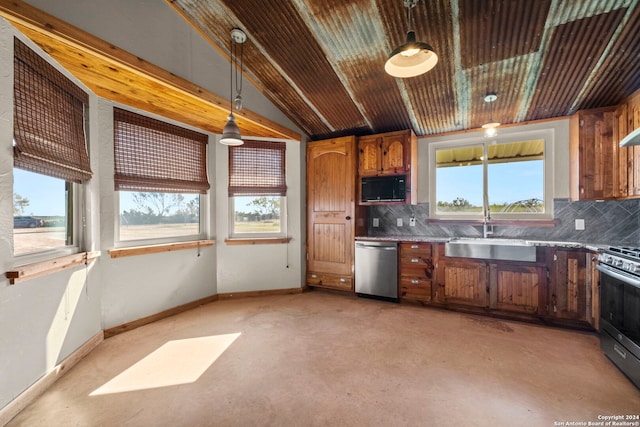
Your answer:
103;294;219;339
217;286;305;300
0;331;103;427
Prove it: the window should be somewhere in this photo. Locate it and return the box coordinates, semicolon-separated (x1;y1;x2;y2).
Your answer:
13;38;91;257
429;130;552;220
229;141;286;237
113;108;209;243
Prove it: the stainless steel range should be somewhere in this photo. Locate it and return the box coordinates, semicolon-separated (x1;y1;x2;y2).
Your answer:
597;247;640;389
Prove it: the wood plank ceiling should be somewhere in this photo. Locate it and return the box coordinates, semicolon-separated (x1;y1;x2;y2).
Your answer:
168;0;640;140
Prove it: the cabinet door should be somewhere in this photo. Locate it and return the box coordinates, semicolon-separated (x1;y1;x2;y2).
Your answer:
436;260;488;307
548;249;587;321
615;104;629;197
571;109;617;199
628;93;640;196
307;136;356;289
490;263;544;314
380;134;406;175
358;136;380;176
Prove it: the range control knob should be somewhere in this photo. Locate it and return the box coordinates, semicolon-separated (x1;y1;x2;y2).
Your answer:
614;258;624;267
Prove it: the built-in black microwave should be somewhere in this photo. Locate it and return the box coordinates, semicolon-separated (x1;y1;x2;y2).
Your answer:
361;175;406;203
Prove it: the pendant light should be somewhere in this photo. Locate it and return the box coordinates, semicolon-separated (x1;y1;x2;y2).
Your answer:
385;0;438;78
220;28;246;146
482;93;500;138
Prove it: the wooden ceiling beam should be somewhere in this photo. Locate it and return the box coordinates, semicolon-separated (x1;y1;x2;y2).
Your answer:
0;0;300;141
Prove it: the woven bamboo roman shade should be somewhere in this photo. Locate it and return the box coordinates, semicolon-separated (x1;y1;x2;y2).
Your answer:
113;108;210;194
13;38;92;183
228;141;286;196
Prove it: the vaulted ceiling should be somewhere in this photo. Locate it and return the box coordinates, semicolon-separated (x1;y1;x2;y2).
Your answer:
168;0;640;140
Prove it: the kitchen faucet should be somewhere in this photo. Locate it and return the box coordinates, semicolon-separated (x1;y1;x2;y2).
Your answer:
483;208;493;238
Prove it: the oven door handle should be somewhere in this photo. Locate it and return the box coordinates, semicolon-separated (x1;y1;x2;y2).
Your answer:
596;264;640;289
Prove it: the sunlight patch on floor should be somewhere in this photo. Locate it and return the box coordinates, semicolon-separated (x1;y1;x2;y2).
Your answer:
90;333;240;396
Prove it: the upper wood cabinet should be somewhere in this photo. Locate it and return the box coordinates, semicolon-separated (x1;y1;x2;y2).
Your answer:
306;136;361;291
569;107;618;200
357;129;418;204
570;89;640;201
358;130;416;177
623;90;640;197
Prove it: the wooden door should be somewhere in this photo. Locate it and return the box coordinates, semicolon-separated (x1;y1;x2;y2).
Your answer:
490;263;544;314
358;136;380;176
307;136;356;288
381;134;406;175
548;249;587;322
437;260;488;307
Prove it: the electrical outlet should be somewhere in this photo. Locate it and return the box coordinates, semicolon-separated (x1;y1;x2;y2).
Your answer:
372;218;379;227
396;218;403;227
575;219;585;230
409;217;416;227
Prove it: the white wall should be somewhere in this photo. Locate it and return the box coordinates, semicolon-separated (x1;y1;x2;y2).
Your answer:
215;139;305;293
0;0;305;412
0;25;103;410
96;99;219;329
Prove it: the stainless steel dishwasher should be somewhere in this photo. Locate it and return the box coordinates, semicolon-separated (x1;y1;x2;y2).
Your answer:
355;241;398;301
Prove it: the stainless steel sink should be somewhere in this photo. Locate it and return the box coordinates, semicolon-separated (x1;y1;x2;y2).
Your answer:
445;238;537;262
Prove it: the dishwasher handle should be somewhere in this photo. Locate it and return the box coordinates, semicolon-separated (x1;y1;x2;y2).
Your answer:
355;243;397;251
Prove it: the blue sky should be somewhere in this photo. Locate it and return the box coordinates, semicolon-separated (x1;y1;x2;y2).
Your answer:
436;161;543;206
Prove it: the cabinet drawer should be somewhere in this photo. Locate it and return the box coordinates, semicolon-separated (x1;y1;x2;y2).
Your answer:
400;265;433;279
400;255;432;270
400;242;432;257
307;272;353;291
399;277;432;302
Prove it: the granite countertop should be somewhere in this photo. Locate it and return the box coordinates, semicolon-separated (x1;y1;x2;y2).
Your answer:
355;235;606;251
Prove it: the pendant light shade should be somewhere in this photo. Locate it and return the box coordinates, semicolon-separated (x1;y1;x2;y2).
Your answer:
482;93;500;138
385;30;438;78
385;0;437;78
220;28;246;146
220;113;243;146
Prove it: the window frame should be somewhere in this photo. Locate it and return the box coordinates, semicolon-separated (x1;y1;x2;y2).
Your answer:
227;140;287;239
428;128;554;221
12;37;91;264
229;195;287;239
115;190;208;247
112;107;210;247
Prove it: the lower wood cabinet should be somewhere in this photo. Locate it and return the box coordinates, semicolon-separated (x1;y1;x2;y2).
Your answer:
546;248;595;324
436;259;488;307
398;242;433;302
489;263;545;314
306;272;353;291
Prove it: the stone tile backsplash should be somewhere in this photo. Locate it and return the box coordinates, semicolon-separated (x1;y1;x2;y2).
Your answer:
367;198;640;246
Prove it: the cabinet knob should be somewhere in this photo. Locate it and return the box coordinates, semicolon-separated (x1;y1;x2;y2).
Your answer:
411;280;420;285
345;216;351;220
411;258;420;263
411;244;419;249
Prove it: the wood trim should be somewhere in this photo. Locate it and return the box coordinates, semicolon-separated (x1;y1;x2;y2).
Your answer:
6;251;101;285
223;237;292;245
217;287;305;300
0;332;103;426
104;294;219;338
0;0;300;141
108;240;215;258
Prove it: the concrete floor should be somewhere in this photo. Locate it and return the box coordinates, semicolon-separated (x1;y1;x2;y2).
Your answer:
7;290;640;426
